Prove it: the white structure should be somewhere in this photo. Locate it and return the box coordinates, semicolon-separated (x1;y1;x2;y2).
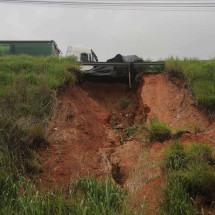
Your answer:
66;46;98;71
66;45;98;62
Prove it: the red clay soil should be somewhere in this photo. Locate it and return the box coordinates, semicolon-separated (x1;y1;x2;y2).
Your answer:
38;73;215;213
38;84;117;188
140;73;210;129
134;73;215;215
135;177;164;215
140;73;215;146
38;82;141;189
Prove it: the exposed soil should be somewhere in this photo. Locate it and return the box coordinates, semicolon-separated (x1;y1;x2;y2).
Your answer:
38;84;115;188
38;73;215;214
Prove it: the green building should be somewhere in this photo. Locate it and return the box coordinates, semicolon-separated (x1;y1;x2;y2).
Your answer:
0;40;62;56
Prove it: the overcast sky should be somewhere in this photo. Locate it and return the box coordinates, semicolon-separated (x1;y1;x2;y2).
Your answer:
1;3;215;61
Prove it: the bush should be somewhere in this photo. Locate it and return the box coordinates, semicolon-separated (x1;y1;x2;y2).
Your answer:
145;118;172;142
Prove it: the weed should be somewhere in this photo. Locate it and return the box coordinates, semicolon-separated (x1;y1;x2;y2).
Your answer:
0;175;131;215
162;142;188;171
70;177;129;215
144;118;172;142
161;141;215;214
124;124;143;137
172;128;189;139
187;142;215;165
170;163;215;202
160;179;198;215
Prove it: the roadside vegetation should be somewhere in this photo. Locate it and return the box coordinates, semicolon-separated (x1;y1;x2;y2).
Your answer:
160;142;215;215
166;58;215;112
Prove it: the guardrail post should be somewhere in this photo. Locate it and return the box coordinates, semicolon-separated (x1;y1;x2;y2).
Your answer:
128;64;131;89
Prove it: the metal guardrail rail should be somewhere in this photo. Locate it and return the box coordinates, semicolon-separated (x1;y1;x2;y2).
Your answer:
78;61;165;88
78;61;165;66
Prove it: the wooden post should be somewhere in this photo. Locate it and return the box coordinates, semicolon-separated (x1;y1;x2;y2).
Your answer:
128;64;131;89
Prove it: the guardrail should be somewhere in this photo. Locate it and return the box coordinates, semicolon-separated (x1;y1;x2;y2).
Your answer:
78;61;165;88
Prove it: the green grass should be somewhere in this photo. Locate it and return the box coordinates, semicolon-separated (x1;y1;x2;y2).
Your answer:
0;55;79;173
162;142;188;171
144;118;172;142
171;163;215;201
160;179;198;215
124;124;143;137
166;57;215;112
160;142;215;214
0;175;131;215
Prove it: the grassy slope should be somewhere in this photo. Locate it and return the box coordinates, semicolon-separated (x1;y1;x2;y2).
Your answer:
0;55;79;173
166;58;215;112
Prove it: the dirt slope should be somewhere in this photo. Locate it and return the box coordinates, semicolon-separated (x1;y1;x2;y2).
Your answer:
141;74;210;129
39;84;117;188
39;73;215;214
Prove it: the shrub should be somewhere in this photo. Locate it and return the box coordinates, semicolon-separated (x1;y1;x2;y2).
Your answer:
145;118;172;142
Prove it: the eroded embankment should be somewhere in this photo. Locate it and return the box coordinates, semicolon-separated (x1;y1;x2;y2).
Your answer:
38;84;115;188
38;73;215;214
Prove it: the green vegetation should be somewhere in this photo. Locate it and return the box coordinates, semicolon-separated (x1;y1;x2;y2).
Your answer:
0;176;131;215
0;55;79;174
162;141;188;171
144;118;172;142
160;142;215;215
124;124;143;137
160;180;198;215
166;58;215;112
70;177;131;215
122;119;187;143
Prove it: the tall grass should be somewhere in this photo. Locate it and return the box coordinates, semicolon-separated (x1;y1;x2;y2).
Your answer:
166;57;215;112
0;176;131;215
0;55;79;173
160;142;215;214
